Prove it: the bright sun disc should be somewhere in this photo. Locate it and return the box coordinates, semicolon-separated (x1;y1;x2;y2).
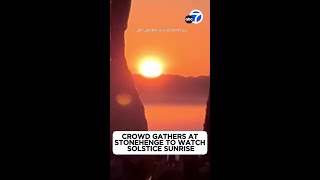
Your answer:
140;60;163;78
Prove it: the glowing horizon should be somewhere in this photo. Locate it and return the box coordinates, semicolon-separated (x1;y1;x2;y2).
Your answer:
125;0;210;76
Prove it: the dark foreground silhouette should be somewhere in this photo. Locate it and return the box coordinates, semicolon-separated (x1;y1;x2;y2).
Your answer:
203;92;210;162
109;0;211;179
110;155;210;180
110;0;152;179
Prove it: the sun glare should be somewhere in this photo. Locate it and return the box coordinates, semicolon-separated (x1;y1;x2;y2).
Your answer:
140;60;163;78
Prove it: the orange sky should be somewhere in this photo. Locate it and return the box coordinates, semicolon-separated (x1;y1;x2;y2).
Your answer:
125;0;210;76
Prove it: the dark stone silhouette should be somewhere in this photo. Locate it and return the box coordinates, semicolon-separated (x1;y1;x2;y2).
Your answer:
109;0;148;144
179;91;210;180
203;91;210;162
110;0;131;68
110;0;150;179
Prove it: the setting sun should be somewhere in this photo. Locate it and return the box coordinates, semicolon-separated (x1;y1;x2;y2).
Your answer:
139;60;163;78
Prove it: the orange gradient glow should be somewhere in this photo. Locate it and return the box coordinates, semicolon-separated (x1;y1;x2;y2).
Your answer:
125;0;210;76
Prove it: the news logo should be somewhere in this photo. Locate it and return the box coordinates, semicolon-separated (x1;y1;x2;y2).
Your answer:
185;15;193;24
185;9;203;24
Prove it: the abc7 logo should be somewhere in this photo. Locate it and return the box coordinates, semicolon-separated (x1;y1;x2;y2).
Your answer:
185;9;203;24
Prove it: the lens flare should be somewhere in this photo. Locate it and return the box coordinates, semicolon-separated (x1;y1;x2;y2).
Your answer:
116;93;132;106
